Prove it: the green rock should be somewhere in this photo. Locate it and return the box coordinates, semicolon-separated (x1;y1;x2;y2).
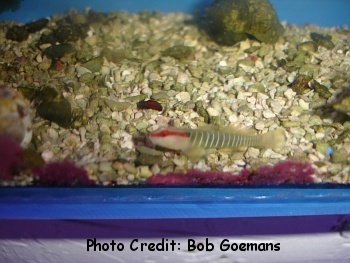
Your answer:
315;142;330;155
333;95;350;116
173;83;185;91
161;45;194;60
201;75;212;83
331;147;348;163
101;48;126;62
42;43;76;59
310;98;327;109
257;44;272;57
125;94;148;102
25;18;49;33
343;122;350;130
104;99;130;111
6;25;29;42
144;60;163;73
297;41;318;52
36;86;59;100
285;52;306;71
289;74;312;95
135;146;163;156
248;83;265;93
149;80;164;90
206;0;284;45
134;72;144;84
37;96;72;128
71;108;88;128
81;56;104;72
76;50;94;63
99;132;111;144
151;91;168;100
312;80;332;99
195;101;210;124
188;65;203;78
282;121;300;128
18;85;37;100
244;46;261;54
218;66;233;75
101;48;141;63
332;129;350;145
79;72;94;83
310;32;335;50
185;83;195;93
53;24;88;43
237;58;255;68
309;115;323;126
135;153;163;166
173;102;189;111
298;64;320;77
237;104;253;114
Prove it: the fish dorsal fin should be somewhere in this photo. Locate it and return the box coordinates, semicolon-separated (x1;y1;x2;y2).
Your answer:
220;124;256;135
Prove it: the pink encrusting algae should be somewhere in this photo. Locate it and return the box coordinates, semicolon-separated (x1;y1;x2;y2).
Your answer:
0;134;95;186
0;134;25;181
146;160;316;185
33;160;95;187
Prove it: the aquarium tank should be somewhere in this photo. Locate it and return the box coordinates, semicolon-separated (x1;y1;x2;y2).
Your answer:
0;0;349;187
1;1;350;263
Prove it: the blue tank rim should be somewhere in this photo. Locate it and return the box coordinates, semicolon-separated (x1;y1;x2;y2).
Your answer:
1;185;350;219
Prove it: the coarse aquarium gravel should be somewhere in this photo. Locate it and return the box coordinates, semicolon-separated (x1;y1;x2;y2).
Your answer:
0;8;349;186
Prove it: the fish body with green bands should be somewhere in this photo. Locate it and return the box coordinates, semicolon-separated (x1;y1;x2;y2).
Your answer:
148;126;286;158
188;129;261;148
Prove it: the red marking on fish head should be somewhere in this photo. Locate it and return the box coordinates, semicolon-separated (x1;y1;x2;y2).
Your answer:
149;127;188;138
148;127;191;150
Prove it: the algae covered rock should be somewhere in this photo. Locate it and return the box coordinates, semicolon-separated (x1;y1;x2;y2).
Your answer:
36;86;72;128
161;45;194;60
81;56;104;73
37;98;72;128
6;18;49;42
42;43;76;59
206;0;284;45
333;95;350;116
6;25;29;42
331;147;348;164
310;32;335;50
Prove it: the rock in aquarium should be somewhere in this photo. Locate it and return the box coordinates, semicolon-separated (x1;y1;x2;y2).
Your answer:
206;0;284;45
0;85;32;148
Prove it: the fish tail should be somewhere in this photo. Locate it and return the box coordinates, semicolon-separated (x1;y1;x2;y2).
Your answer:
257;127;286;149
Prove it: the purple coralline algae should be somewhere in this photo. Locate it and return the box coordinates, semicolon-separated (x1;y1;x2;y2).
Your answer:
33;160;95;187
0;134;94;186
146;160;315;185
0;134;24;180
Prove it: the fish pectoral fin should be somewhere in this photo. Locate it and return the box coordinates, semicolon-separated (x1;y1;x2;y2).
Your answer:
182;147;210;161
257;127;286;149
218;146;247;153
217;147;235;153
220;124;256;136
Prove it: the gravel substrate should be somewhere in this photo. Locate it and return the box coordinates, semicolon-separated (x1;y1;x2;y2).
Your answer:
0;9;349;186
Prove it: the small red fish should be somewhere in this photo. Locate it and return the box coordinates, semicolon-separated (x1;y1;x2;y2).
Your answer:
137;99;163;111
